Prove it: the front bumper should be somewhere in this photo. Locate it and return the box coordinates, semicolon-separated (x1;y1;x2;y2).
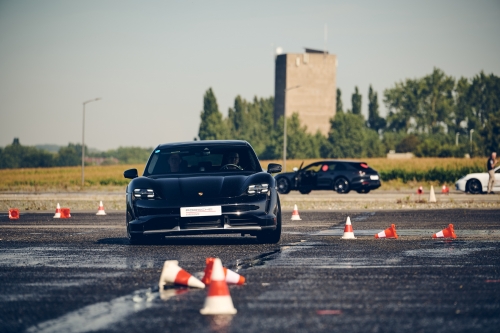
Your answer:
455;179;467;192
127;193;278;236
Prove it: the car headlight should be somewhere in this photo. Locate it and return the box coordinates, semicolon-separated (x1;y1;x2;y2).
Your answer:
247;184;269;194
133;188;155;199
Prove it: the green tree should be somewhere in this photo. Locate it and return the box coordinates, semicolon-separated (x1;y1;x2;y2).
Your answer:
57;143;82;166
351;86;362;115
336;88;343;113
198;88;229;140
367;85;386;133
325;112;371;157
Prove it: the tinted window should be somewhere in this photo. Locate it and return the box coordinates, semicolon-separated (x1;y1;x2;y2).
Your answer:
144;145;261;176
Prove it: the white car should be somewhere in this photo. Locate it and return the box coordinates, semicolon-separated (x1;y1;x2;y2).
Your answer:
455;166;500;194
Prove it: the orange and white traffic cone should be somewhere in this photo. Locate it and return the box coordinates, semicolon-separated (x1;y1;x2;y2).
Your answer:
291;204;301;220
60;208;71;219
341;216;356;239
441;185;449;195
200;258;237;315
96;201;106;216
159;260;205;289
53;203;61;218
202;257;245;285
375;224;398;239
429;186;437;203
432;224;457;239
8;208;19;220
417;186;423;195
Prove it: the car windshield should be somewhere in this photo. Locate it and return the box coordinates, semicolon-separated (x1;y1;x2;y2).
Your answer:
144;145;262;176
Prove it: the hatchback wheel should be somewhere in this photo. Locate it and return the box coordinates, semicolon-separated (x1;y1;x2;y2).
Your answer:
334;177;350;194
277;177;291;194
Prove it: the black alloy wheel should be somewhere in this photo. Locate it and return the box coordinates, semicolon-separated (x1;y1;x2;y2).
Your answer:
467;179;482;194
334;177;351;194
277;177;291;194
257;199;281;244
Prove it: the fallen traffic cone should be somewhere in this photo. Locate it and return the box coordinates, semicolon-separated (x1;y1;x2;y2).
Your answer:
341;216;356;239
159;260;205;290
8;208;19;220
441;185;449;194
96;201;106;215
200;258;237;315
432;224;457;239
417;186;423;194
53;203;61;218
429;186;437;203
202;257;245;285
60;208;71;219
291;204;301;220
375;224;398;239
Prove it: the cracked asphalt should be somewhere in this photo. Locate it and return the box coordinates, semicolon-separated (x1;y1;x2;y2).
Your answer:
1;209;499;333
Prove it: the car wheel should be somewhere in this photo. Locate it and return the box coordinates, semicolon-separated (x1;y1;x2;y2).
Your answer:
299;187;312;195
277;177;291;194
334;177;350;194
257;199;281;244
127;210;163;245
466;179;482;194
356;189;370;194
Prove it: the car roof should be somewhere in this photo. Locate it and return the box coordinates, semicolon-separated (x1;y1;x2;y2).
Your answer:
309;160;368;164
156;140;251;150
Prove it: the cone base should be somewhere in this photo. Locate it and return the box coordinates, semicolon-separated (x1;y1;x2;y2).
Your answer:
341;232;356;239
291;216;302;221
96;211;107;216
200;296;237;315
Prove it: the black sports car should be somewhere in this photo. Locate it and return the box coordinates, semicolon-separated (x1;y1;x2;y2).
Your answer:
275;160;381;194
123;140;282;244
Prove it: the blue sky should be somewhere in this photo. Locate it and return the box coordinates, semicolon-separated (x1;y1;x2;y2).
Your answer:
1;0;499;150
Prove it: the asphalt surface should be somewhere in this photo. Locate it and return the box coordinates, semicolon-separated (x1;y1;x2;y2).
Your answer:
1;209;500;333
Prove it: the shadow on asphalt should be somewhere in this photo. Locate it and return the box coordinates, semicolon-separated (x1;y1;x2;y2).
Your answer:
96;236;265;246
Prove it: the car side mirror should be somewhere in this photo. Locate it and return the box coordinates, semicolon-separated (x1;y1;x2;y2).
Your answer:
124;168;138;179
267;163;282;174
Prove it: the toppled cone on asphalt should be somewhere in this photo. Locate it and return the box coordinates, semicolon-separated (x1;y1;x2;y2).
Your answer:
159;260;205;290
8;208;19;220
60;208;71;219
291;204;301;220
53;203;61;218
375;224;399;239
96;201;107;216
341;216;356;239
202;257;245;285
441;185;449;194
433;224;457;239
200;257;237;315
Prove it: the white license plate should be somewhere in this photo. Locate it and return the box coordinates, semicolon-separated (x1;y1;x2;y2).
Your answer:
370;175;379;180
180;206;222;217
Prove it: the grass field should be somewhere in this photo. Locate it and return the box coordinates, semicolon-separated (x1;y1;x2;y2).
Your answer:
0;158;486;192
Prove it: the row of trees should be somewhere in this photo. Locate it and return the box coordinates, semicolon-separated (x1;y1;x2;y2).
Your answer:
198;68;499;159
0;138;152;169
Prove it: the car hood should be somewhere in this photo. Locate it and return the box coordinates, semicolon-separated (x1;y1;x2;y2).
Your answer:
129;173;271;199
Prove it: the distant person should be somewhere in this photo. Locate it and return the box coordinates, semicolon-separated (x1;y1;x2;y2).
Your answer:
487;152;497;194
168;153;182;172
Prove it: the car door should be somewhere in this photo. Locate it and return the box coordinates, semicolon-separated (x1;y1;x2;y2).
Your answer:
316;162;336;188
494;167;500;191
299;163;321;189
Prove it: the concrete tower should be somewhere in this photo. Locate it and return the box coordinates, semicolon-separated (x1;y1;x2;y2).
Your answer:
274;49;337;136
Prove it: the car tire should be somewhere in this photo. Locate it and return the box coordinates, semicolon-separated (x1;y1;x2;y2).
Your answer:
127;210;163;245
466;179;483;194
277;177;291;194
299;187;312;195
334;177;350;194
257;199;281;244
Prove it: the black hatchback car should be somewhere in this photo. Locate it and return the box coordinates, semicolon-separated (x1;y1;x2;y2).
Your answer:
275;160;381;194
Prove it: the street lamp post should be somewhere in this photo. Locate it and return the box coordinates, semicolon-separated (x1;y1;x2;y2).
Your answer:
283;85;300;172
470;129;474;153
82;98;101;187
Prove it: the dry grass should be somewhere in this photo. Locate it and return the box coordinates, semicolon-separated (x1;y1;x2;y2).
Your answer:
0;158;485;192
